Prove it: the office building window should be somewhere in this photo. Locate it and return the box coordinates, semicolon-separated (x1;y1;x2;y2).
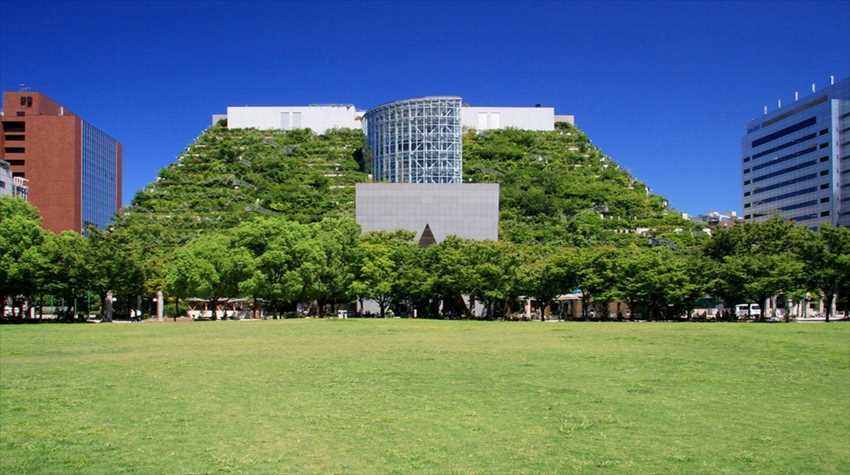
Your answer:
819;142;829;149
752;145;816;171
4;147;25;154
789;212;818;222
820;211;830;217
778;200;818;212
819;128;829;135
1;121;25;132
752;159;817;183
751;116;816;148
753;173;816;195
820;197;829;203
744;179;751;185
752;133;817;159
752;186;817;206
81;121;118;231
819;169;829;176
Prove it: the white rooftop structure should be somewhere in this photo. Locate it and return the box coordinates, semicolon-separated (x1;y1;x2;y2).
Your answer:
224;105;363;134
217;100;573;134
461;106;555;131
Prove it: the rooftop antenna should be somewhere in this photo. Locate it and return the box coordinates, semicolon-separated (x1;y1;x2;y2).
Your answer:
18;83;31;92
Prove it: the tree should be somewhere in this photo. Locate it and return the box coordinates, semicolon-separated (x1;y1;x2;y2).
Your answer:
314;217;362;314
234;218;325;316
88;227;147;321
0;198;45;318
38;232;91;320
704;218;809;320
352;231;413;318
617;246;703;320
575;246;620;319
715;254;804;320
165;234;254;319
470;241;523;319
801;225;850;322
520;245;579;321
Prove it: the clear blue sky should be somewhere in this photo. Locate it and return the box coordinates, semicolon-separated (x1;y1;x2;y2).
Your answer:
2;0;848;215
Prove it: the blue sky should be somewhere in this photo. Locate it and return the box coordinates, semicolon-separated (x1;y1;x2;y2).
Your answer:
2;0;848;215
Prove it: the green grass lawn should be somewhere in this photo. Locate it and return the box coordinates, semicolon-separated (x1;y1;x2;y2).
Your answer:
1;320;848;474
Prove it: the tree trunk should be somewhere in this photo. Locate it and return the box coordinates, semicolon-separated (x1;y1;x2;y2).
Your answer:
103;291;113;322
581;295;589;320
825;289;834;323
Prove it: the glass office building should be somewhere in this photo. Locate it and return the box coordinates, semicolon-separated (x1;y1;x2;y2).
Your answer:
81;120;119;231
365;96;463;184
742;77;850;229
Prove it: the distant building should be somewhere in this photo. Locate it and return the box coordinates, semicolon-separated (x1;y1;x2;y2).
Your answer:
686;210;742;235
0;159;28;200
741;76;850;229
688;210;743;227
356;183;499;243
0;91;122;233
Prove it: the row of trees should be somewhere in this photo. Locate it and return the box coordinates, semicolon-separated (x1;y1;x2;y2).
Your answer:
2;196;849;322
0;198;144;320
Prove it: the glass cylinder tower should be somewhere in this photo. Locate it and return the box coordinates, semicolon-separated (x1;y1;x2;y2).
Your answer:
365;96;463;183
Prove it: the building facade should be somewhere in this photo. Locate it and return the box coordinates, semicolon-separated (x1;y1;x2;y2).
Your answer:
365;96;464;184
0;91;122;233
460;106;555;131
0;159;28;200
224;105;362;133
741;77;850;229
219;100;572;134
356;183;499;242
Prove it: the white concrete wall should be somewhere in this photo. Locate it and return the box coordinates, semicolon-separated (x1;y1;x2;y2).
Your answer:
227;106;362;134
461;106;554;131
0;165;13;197
356;183;499;242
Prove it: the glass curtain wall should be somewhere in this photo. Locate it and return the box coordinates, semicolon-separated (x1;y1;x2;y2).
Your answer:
365;97;462;183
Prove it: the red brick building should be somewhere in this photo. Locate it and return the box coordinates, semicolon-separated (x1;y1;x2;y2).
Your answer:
0;91;122;233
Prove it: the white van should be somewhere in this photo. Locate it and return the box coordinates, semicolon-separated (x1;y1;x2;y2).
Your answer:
735;304;761;318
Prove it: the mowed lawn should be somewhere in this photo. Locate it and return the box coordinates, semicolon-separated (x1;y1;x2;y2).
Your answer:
1;320;848;474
